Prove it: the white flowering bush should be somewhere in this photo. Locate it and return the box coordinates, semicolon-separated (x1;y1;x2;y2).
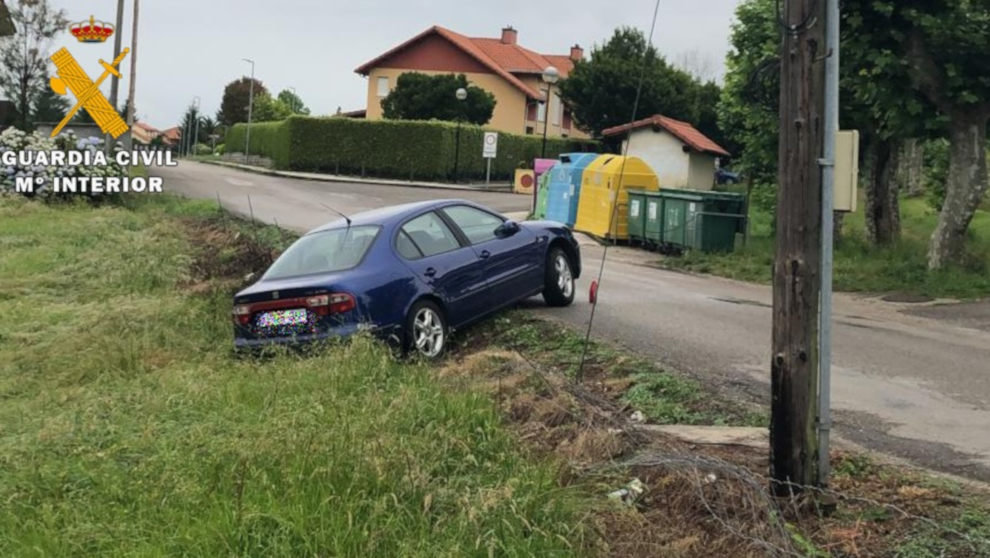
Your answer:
0;128;125;200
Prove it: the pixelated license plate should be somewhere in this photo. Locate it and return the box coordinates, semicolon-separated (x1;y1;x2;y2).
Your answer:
257;308;308;327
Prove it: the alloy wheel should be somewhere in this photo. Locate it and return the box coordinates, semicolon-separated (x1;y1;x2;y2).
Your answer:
413;307;444;357
555;254;574;298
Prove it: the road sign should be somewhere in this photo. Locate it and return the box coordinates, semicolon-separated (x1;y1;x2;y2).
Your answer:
482;132;498;159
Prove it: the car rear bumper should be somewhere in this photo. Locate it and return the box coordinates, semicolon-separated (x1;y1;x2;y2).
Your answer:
233;323;402;351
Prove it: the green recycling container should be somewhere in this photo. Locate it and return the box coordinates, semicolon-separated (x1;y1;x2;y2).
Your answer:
642;192;665;247
658;190;704;249
533;170;552;219
699;191;747;234
627;189;648;244
656;189;745;253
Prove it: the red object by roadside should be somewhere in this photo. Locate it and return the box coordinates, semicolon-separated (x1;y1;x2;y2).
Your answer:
589;280;598;304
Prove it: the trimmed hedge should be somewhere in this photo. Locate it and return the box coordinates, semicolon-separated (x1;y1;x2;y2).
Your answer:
225;116;599;181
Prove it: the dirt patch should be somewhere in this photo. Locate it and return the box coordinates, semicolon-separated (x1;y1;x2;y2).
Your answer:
444;341;990;558
182;217;280;293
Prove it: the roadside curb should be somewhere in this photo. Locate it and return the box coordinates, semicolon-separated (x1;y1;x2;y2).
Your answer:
192;159;515;194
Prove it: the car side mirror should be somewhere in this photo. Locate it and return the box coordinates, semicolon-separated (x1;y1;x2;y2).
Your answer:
495;220;520;238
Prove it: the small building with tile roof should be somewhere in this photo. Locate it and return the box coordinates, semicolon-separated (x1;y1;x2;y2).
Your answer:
602;115;731;191
355;25;587;138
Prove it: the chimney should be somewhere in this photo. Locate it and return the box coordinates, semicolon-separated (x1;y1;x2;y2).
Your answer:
570;44;584;61
500;26;517;45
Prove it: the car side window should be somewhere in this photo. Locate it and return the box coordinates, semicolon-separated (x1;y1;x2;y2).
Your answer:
399;212;461;258
442;205;503;245
395;229;423;259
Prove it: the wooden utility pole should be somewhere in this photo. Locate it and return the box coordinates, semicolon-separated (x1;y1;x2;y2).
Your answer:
771;0;826;493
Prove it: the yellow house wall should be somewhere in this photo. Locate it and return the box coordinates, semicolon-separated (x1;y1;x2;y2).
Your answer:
365;68;528;134
364;68;588;139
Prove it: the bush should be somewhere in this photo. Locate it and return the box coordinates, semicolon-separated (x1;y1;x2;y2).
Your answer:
194;143;212;155
214;143;225;155
0;129;125;201
225;116;598;181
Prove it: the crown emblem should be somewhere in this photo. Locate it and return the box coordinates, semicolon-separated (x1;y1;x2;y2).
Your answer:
69;15;114;43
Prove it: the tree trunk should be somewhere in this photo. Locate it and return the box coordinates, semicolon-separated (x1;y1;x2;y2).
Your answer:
928;110;990;269
865;137;901;245
898;139;925;197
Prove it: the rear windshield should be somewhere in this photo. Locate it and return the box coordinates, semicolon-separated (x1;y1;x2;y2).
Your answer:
263;225;380;280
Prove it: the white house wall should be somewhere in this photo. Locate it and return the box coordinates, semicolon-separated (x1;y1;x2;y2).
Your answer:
622;129;690;188
687;151;716;191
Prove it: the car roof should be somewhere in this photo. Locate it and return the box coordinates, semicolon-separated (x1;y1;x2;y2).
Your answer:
307;199;474;234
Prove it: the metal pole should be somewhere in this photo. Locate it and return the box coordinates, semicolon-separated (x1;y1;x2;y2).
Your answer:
124;0;138;152
453;120;461;182
486;158;492;185
538;87;551;211
818;0;840;487
192;96;200;156
244;58;255;164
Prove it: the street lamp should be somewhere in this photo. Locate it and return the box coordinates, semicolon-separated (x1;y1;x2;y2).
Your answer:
243;58;255;164
540;65;559;158
452;87;467;182
538;66;559;209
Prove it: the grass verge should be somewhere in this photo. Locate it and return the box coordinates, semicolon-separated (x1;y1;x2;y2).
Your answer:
661;197;990;299
0;195;587;557
3;193;989;557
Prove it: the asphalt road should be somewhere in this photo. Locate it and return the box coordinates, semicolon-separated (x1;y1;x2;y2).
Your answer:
161;161;990;481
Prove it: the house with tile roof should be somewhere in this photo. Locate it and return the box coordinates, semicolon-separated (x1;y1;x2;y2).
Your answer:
355;25;588;138
602;115;731;191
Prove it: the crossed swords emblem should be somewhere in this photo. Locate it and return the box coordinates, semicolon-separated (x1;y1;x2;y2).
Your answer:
48;47;130;139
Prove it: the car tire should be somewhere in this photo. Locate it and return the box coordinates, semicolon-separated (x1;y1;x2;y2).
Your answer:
542;247;575;307
405;300;448;359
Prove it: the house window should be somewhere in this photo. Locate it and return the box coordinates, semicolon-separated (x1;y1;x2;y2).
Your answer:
537;101;546;123
376;76;390;97
526;126;535;135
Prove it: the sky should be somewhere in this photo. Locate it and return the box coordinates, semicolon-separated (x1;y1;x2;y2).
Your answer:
42;0;743;131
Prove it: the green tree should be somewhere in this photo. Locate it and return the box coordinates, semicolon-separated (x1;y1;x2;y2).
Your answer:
277;89;309;115
0;0;68;130
719;0;938;245
381;73;496;125
841;0;990;268
718;0;779;183
252;92;293;122
30;76;68;123
557;27;699;138
218;77;267;126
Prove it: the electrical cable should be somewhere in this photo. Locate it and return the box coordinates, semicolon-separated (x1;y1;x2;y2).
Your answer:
576;0;662;380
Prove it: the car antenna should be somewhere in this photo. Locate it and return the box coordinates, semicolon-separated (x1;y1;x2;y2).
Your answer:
320;203;351;228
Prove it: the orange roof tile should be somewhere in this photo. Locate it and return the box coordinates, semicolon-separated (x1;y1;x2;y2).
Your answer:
355;25;576;100
602;114;730;157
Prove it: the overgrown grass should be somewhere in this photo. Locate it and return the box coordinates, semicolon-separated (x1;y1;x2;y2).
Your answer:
0;196;588;557
663;197;990;299
471;313;767;427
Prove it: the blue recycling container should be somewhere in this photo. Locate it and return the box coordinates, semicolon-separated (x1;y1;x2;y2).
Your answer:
545;152;599;228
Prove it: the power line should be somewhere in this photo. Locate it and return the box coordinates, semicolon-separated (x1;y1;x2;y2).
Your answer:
576;0;662;380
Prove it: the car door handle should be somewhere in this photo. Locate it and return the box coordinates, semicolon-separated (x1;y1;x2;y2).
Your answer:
424;267;437;277
479;250;491;260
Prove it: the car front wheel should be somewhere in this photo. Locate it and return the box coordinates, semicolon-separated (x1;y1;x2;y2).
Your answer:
542;247;575;307
406;300;447;359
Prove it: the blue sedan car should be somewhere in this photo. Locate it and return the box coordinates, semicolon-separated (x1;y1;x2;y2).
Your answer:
232;199;581;358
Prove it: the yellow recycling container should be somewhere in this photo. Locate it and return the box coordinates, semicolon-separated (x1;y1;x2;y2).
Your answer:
574;155;660;241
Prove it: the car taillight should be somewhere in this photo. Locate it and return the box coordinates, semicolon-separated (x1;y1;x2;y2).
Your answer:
307;293;356;315
233;304;252;325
